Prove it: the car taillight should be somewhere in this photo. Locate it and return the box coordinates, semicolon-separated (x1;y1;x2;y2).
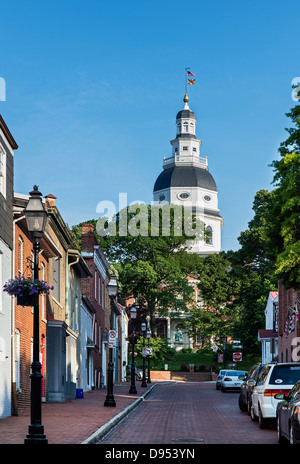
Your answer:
224;378;232;381
263;389;290;397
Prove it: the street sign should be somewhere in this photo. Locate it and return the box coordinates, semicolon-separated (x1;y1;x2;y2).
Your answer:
218;354;223;363
142;347;153;357
108;330;117;348
233;352;242;362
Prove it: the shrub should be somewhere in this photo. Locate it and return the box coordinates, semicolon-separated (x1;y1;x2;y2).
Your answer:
180;364;189;372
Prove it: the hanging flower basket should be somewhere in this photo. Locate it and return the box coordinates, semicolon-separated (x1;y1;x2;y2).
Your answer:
3;276;53;307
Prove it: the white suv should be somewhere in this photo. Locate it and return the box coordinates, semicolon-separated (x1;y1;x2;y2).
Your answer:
249;363;300;428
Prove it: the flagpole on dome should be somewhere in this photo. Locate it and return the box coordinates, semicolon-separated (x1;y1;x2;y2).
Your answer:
185;67;190;95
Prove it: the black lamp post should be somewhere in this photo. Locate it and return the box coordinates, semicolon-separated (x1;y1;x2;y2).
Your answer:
104;275;119;407
146;326;151;384
23;186;48;444
129;304;137;394
141;319;147;387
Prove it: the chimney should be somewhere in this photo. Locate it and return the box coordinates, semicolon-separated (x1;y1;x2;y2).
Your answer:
45;194;57;207
81;223;94;252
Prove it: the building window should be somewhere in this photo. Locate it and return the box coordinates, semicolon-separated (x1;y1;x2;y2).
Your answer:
18;236;24;276
156;322;166;338
99;326;102;353
0;144;6;198
193;147;197;152
205;226;213;245
182;146;188;151
190;123;194;134
183;122;188;132
52;257;61;302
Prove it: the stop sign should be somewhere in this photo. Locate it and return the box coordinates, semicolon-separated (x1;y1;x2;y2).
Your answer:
233;352;242;362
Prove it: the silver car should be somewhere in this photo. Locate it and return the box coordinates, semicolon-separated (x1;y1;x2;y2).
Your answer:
216;370;227;390
221;370;247;392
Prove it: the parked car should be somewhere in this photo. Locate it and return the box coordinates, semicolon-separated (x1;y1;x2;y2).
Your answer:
249;362;300;429
238;363;265;414
276;379;300;444
221;370;247;392
216;370;227;390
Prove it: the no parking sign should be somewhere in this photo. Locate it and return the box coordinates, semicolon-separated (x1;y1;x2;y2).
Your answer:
109;330;117;348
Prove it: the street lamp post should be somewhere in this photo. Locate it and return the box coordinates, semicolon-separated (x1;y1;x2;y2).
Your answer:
129;304;137;394
141;319;147;387
23;186;48;444
104;275;119;407
146;327;151;384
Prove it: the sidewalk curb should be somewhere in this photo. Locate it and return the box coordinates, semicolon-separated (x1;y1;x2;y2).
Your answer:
82;383;158;444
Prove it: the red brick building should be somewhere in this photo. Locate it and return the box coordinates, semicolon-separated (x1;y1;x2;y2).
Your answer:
12;196;57;413
278;284;300;363
80;224;110;387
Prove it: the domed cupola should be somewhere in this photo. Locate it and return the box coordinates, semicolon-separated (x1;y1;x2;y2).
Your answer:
153;93;224;255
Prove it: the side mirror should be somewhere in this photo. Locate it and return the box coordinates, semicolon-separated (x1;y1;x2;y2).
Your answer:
274;393;289;401
247;379;255;387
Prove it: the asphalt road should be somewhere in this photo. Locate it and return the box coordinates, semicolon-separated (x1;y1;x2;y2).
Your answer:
98;381;278;445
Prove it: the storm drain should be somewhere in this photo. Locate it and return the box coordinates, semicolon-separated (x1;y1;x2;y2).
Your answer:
171;438;204;442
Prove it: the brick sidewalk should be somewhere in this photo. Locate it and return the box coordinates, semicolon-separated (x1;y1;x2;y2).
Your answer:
0;382;156;445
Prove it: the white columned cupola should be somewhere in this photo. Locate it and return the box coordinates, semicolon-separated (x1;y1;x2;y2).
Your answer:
171;93;203;163
153;94;224;256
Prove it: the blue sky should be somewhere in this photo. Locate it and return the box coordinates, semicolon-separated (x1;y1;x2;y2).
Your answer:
1;0;299;251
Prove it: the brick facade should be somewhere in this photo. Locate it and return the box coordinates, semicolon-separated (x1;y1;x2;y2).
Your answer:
80;224;110;387
278;283;300;363
13;223;48;413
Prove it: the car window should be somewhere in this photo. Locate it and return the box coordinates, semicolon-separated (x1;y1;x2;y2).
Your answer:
269;365;300;386
249;365;258;379
224;371;245;376
257;365;272;385
288;381;300;400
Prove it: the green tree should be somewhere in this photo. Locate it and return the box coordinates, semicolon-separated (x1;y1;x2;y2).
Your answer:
269;151;300;289
177;253;239;346
71;204;205;334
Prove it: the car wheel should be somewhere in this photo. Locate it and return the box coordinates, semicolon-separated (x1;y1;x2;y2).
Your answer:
247;397;252;416
277;415;287;444
239;393;247;412
221;387;226;392
250;404;258;422
258;405;268;429
289;424;295;445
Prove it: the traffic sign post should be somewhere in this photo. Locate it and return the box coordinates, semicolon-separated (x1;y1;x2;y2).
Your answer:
108;329;117;348
142;347;153;357
233;352;242;362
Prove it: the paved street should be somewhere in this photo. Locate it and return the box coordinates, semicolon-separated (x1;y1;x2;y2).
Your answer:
99;381;278;445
